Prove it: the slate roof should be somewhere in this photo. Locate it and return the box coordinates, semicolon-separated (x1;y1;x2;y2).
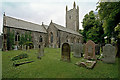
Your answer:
4;16;47;33
52;22;82;36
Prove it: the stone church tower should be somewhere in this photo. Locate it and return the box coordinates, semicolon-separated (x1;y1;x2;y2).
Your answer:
66;2;79;32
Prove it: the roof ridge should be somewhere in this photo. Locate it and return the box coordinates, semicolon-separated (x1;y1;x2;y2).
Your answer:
52;22;82;36
5;16;47;33
5;16;42;27
52;22;78;32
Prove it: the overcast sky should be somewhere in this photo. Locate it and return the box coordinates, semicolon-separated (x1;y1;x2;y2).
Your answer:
0;0;99;34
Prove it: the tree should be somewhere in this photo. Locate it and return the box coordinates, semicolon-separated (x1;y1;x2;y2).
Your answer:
19;34;25;45
19;32;32;46
79;29;83;35
82;11;95;42
114;23;120;57
7;31;15;50
97;2;120;43
97;2;120;57
82;10;104;44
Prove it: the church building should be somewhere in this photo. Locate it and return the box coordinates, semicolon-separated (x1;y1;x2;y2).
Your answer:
2;2;83;51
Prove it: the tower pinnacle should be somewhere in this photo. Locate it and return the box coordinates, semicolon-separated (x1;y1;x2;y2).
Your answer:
73;1;76;8
66;5;68;11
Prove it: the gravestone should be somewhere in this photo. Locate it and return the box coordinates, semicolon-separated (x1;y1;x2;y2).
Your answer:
38;45;44;59
95;44;100;55
102;44;115;63
84;40;96;60
14;46;18;50
73;43;83;58
61;43;70;62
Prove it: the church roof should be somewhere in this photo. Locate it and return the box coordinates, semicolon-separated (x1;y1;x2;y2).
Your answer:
52;22;82;36
4;16;47;33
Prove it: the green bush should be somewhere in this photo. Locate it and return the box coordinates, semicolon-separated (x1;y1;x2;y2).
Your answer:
11;53;28;61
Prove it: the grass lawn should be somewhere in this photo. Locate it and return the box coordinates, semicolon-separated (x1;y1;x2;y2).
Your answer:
2;48;119;78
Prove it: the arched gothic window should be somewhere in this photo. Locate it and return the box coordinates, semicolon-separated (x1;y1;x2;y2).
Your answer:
15;32;20;41
39;35;43;42
50;32;53;43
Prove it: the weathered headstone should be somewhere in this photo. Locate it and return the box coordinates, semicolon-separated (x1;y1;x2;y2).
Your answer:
38;45;44;59
61;43;70;62
73;43;83;58
95;44;100;55
84;40;96;60
102;44;115;63
14;45;18;50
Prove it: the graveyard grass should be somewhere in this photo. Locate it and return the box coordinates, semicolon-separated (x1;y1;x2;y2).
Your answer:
2;48;119;78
